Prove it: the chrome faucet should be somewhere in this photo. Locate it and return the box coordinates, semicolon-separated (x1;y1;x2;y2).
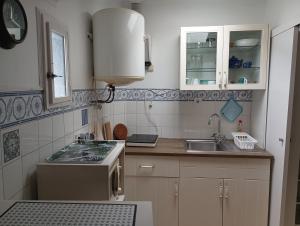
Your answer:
208;113;225;144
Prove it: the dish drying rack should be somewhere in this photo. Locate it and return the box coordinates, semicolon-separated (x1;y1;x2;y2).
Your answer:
232;132;257;150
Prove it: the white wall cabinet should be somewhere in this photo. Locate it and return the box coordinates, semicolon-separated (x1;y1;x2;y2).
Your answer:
180;24;269;90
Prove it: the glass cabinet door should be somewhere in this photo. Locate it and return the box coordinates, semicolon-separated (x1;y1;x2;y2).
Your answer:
180;27;223;90
223;25;269;89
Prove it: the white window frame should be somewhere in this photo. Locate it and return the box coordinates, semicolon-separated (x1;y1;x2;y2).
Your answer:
36;8;72;109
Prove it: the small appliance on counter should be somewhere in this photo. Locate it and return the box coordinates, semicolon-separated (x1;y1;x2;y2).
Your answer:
126;134;159;147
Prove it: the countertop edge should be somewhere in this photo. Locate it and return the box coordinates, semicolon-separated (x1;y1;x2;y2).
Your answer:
125;151;273;159
125;138;273;159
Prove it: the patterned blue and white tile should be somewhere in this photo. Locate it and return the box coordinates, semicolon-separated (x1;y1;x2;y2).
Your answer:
0;90;95;130
96;88;252;102
2;129;20;163
0;88;252;130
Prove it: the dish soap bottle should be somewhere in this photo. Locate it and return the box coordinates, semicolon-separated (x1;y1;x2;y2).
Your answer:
237;119;243;132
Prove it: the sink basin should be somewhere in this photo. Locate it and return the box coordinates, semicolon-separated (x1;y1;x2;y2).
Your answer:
185;139;223;152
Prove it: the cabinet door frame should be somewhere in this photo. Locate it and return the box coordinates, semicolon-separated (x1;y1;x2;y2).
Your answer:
223;24;270;90
180;26;224;90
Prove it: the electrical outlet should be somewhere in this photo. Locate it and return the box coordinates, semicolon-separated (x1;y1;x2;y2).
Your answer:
194;98;201;103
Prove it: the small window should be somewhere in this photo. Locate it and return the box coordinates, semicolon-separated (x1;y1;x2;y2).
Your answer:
37;9;72;109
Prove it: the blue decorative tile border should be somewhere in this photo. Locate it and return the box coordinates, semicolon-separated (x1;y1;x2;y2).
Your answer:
0;88;252;130
98;88;252;102
0;90;96;130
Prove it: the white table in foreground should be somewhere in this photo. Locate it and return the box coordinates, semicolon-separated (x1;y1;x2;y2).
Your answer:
0;200;153;226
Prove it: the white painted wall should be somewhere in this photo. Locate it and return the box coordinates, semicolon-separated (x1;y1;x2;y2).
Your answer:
266;0;300;29
123;0;267;89
0;0;125;91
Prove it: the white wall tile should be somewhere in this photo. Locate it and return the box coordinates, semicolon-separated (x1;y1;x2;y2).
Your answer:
113;114;125;127
136;114;153;127
0;169;4;200
65;133;74;145
75;127;89;137
38;117;52;147
20;121;39;156
64;111;74;135
137;126;161;136
22;150;39;186
240;102;252;116
0;130;2;167
161;127;176;138
53;137;65;153
181;129;201;139
126;102;137;114
148;101;180;115
127;126;137;136
136;102;146;114
73;109;82;131
126;114;137;127
103;103;113;117
52;114;64;141
103;100;252;140
113;102;125;115
3;159;22;199
39;143;53;162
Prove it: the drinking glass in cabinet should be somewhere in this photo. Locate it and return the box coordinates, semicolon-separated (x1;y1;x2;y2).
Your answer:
186;32;217;86
227;30;262;85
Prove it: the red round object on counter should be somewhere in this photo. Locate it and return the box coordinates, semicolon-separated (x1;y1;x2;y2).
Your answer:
113;123;128;140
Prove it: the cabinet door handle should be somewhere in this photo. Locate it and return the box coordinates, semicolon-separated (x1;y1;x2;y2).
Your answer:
117;164;122;192
218;185;224;198
139;164;155;169
224;186;229;199
279;138;284;145
47;72;63;79
218;72;222;89
223;71;228;89
174;182;179;197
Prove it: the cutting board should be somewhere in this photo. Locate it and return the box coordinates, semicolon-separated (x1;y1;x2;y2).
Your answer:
113;124;128;140
103;122;113;140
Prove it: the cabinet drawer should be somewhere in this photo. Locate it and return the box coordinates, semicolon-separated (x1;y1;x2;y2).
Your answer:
125;156;179;177
180;157;271;180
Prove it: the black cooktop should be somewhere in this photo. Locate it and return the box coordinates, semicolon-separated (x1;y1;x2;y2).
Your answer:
127;134;158;144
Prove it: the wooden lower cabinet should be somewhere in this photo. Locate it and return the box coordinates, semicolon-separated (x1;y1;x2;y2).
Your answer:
179;157;270;226
125;156;270;226
222;178;269;226
125;176;179;226
179;178;223;226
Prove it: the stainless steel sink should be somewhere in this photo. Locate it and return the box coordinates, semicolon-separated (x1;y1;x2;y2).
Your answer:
185;139;223;152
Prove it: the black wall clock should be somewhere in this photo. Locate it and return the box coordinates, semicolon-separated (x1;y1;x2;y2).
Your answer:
0;0;27;49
